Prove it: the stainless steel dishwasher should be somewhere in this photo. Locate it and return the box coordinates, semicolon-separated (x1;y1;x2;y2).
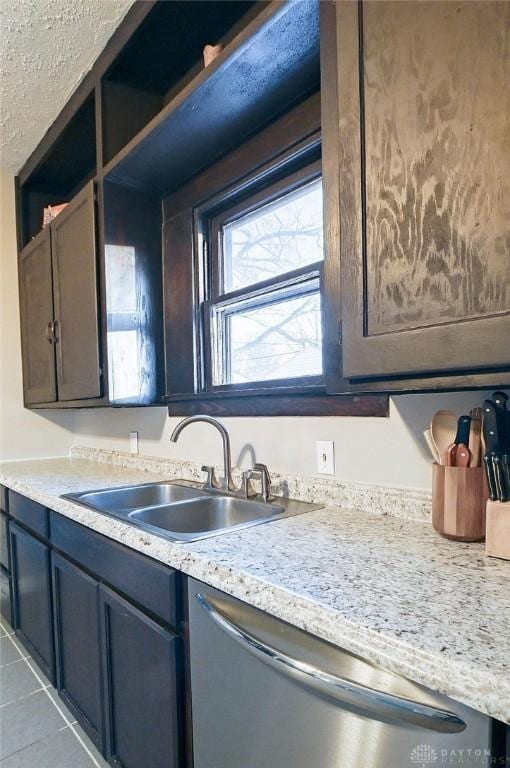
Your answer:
188;578;492;768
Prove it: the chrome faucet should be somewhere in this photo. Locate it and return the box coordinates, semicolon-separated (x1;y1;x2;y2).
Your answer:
169;415;237;492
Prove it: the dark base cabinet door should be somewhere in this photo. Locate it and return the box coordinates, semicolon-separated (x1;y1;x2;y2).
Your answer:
0;566;12;626
9;522;55;683
99;585;182;768
52;553;104;751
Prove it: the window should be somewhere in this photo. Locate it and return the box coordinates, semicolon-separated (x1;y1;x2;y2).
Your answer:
203;161;324;391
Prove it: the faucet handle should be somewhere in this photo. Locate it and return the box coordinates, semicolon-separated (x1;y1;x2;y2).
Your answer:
201;465;216;490
254;463;271;502
242;463;271;502
241;469;257;498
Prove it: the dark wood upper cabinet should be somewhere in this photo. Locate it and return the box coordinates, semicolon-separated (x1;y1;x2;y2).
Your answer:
18;182;103;406
18;228;57;405
15;0;510;408
326;0;510;386
51;181;101;401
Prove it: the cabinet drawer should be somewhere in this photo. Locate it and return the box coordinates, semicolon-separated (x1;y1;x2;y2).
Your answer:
0;485;7;513
50;512;179;628
0;511;9;570
9;491;49;540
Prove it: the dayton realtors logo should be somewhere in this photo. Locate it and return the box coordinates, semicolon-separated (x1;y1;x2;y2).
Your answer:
409;744;495;767
410;744;438;766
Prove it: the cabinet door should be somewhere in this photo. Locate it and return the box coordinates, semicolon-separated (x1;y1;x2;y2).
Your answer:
52;553;104;751
18;228;57;404
332;1;510;382
51;181;102;401
0;566;12;626
99;585;182;768
0;511;9;570
9;522;54;682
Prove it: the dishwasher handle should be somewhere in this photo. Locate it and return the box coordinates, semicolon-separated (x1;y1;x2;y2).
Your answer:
195;593;466;734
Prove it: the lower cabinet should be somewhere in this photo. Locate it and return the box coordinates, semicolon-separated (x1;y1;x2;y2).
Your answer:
9;521;55;683
48;510;184;768
6;495;185;768
51;552;103;750
100;586;182;768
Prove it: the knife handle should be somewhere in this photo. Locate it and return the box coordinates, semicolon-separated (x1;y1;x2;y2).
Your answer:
492;392;510;453
483;401;501;454
483;455;498;501
454;415;471;447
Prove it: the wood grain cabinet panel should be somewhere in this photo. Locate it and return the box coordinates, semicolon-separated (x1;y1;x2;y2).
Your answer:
332;0;510;381
51;181;102;401
18;228;57;404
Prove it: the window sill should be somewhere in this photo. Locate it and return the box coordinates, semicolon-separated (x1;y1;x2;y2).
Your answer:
165;389;388;417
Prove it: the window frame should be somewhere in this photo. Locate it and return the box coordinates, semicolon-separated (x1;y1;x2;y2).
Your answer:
199;154;325;395
162;92;388;417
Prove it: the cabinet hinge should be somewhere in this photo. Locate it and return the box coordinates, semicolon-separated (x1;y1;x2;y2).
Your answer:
337;321;343;348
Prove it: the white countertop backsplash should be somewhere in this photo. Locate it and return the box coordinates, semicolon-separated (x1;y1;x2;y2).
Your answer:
0;446;508;724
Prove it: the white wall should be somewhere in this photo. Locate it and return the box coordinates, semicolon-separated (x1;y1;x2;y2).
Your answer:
0;171;74;460
72;388;505;490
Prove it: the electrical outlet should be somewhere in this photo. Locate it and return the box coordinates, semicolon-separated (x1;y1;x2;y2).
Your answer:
316;441;335;475
129;431;139;454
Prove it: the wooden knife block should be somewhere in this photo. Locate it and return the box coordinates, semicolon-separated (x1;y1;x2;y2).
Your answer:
486;500;510;560
432;464;488;542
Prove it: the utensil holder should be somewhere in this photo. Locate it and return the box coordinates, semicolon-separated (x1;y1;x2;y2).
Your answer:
432;464;488;541
486;500;510;560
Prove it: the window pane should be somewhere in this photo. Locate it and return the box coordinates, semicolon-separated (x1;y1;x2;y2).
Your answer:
213;289;322;385
223;178;323;292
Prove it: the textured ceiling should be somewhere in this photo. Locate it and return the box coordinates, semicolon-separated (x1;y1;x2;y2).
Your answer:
0;0;135;173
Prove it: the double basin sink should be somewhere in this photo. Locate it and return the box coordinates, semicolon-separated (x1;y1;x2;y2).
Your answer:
63;480;321;542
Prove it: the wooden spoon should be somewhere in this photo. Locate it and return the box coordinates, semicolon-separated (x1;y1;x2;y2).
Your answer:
431;410;457;465
469;407;482;467
423;428;440;463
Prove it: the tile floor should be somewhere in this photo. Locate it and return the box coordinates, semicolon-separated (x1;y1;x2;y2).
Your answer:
0;618;109;767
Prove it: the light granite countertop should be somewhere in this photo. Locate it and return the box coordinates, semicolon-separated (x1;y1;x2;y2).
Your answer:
0;451;509;725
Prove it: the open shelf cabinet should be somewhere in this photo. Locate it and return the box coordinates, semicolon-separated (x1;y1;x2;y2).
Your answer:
101;0;262;166
19;92;97;248
103;0;320;196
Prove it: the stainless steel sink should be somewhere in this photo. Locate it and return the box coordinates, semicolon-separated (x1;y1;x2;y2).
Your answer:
128;496;284;539
62;481;321;542
72;482;207;515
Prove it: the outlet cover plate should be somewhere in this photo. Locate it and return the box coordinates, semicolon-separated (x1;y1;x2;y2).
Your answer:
129;431;138;454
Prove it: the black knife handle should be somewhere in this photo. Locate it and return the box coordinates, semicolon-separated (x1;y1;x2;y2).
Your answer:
501;455;510;503
454;414;471;446
492;392;510;453
483;401;501;455
493;391;508;408
483;456;498;501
